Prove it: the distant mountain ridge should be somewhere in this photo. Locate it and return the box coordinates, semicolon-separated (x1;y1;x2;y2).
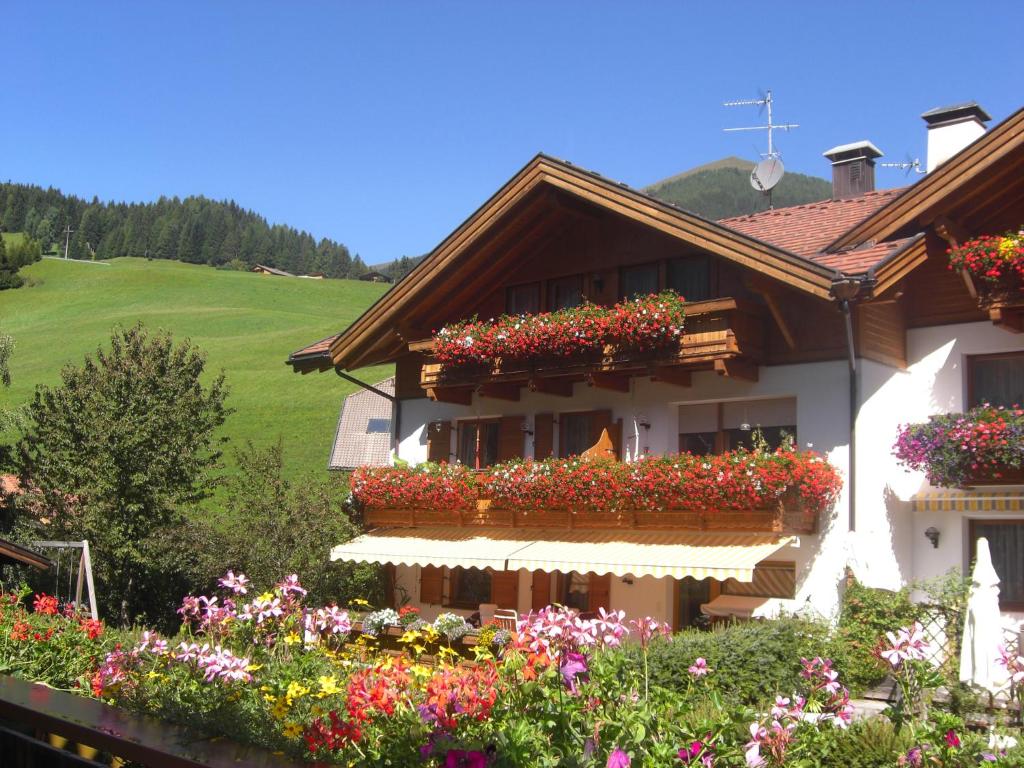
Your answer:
644;157;832;220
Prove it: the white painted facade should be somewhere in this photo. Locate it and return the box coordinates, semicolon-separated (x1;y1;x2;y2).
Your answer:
386;320;1024;627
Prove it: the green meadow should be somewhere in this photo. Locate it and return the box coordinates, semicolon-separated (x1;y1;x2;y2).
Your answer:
0;257;392;481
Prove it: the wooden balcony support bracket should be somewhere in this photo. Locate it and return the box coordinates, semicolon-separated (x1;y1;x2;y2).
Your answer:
586;372;631;393
477;383;521;401
714;357;758;382
427;386;473;405
932;215;977;299
989;306;1024;334
649;366;692;388
528;377;575;397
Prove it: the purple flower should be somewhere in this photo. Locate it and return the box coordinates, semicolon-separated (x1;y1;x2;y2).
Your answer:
607;748;631;768
560;651;589;694
445;750;488;768
678;738;714;765
218;570;250;595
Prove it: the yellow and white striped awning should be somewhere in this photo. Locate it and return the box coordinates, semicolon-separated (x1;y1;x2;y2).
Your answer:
332;528;794;582
911;491;1024;513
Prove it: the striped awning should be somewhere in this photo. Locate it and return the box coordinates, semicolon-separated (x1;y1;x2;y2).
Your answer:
332;528;793;582
911;491;1024;512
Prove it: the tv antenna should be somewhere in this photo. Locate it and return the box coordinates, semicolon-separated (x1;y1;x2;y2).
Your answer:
723;89;799;208
880;154;925;176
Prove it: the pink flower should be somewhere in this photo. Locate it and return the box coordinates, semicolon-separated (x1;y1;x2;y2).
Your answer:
218;570;250;595
688;657;710;678
607;748;631;768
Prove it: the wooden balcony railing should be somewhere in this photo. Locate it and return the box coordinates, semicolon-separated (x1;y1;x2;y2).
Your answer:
410;297;766;403
364;496;817;535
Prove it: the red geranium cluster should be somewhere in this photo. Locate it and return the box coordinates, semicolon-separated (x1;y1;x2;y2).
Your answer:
433;291;686;370
352;449;843;519
947;229;1024;284
421;662;500;730
351;462;477;511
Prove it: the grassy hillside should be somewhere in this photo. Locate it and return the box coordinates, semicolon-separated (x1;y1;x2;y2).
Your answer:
0;258;391;480
644;158;832;220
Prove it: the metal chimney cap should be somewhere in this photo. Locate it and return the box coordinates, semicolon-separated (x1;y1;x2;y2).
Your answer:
823;141;883;163
921;102;991;126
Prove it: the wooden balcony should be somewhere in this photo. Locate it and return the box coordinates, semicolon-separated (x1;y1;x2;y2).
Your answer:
412;297;766;403
960;270;1024;333
363;495;817;536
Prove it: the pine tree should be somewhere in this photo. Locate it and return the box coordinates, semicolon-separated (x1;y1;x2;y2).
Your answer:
0;235;23;290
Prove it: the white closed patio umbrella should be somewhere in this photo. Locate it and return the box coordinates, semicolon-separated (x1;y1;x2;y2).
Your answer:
959;537;1006;695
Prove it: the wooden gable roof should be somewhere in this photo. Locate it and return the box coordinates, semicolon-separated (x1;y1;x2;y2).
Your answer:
289;154;839;372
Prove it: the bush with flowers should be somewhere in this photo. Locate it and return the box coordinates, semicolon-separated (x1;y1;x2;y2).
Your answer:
352;446;843;522
4;571;1023;767
433;291;687;372
947;228;1024;287
893;405;1024;487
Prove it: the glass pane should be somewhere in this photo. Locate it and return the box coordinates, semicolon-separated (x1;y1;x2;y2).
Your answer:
453;567;492;606
480;422;500;468
366;417;390;434
561;413;592;457
677;577;711;629
457;424;477;466
679;431;717;455
621;264;659;299
725;425;796;452
970;355;1024;408
973;523;1024;608
507;283;540;315
563;571;589;612
667;257;710;302
550;276;583;310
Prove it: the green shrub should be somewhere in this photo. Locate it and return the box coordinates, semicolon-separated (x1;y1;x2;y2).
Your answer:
644;616;836;705
798;716;913;767
835;579;917;691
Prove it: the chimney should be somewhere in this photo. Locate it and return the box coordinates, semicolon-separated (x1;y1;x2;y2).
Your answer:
823;141;883;199
921;102;991;172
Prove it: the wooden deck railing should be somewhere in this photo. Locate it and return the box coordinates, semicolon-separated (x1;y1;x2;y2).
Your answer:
0;676;303;768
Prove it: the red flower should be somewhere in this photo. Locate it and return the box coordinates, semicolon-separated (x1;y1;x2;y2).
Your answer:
79;618;104;640
32;594;58;616
10;621;29;641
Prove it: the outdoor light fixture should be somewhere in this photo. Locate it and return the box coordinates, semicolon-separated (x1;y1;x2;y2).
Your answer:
430;421;447;434
924;527;940;549
621;576;634;585
520;420;534;436
636;414;651;430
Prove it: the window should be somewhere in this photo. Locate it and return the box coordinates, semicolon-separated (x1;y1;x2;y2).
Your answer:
449;567;492;608
620;263;659;299
967;352;1024;409
549;275;583;310
506;282;541;315
679;399;797;455
560;412;593;458
366;417;390;434
667;257;711;302
970;520;1024;610
458;419;500;469
561;571;590;612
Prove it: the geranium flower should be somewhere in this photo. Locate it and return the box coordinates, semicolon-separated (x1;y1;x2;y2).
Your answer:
32;593;58;615
607;748;631;768
445;750;488;768
688;657;710;677
218;570;250;595
559;651;589;694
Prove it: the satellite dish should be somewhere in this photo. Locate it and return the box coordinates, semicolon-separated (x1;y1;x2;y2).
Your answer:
751;157;785;192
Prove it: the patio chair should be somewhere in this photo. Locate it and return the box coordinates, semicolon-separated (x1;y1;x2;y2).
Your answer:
493;608;518;632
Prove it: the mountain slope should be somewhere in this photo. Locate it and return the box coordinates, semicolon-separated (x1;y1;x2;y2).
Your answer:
644;159;832;220
0;258;391;480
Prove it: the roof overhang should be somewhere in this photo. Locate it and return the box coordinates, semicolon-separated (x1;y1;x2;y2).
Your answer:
289;154;838;373
0;538;51;571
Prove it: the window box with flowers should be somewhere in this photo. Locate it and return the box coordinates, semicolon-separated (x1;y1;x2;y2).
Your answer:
948;228;1024;320
351;448;842;534
894;405;1024;488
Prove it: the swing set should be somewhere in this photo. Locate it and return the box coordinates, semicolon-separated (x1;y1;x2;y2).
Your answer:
30;539;98;620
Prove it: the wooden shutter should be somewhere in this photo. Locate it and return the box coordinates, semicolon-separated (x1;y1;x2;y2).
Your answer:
382;564;396;608
491;570;519;611
427;421;451;463
588;573;612;613
497;415;524;462
534;413;554;459
531;569;551;610
420;565;443;604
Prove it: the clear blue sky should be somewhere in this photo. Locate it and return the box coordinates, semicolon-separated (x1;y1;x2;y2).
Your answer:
4;2;1022;265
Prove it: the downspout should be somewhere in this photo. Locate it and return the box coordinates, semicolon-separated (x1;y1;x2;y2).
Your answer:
831;278;864;533
334;367;401;460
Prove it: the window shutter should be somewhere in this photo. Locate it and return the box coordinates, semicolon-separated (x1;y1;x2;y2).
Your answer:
534;413;554;459
420;565;443;605
491;570;519;611
497;415;524;462
531;569;550;610
588;573;612;613
382;564;397;608
608;418;623;460
427;421;451;463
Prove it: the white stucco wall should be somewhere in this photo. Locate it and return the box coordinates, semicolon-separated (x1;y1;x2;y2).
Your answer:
850;321;1024;616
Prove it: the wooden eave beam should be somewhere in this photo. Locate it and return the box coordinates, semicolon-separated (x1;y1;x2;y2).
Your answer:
989;307;1024;334
869;237;929;297
649;367;692;387
528;377;574;397
586;372;631;393
714;357;758;382
477;383;521;401
748;277;796;350
829;108;1024;251
426;386;473;405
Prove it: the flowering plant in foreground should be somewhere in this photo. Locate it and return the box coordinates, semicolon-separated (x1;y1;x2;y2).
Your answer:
433;291;687;371
353;447;842;520
947;228;1024;285
893;405;1024;487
